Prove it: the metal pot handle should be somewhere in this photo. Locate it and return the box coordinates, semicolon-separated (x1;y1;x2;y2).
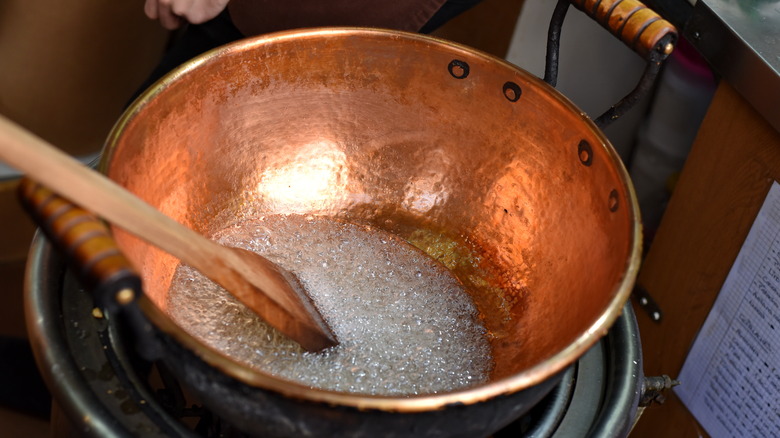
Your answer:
19;178;183;362
545;0;678;128
17;178;141;313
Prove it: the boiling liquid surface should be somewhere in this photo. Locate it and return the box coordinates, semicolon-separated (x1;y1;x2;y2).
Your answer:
167;215;492;395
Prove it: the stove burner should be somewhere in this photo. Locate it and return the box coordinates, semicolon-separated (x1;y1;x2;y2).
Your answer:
26;236;642;437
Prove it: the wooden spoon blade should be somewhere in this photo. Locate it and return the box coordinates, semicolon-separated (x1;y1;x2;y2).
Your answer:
221;247;338;351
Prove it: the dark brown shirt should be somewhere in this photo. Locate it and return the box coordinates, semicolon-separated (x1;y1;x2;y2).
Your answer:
227;0;448;36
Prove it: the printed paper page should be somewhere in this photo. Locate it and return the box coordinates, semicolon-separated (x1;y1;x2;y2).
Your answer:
676;182;780;438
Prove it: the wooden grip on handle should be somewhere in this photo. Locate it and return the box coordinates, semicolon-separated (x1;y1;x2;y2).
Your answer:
570;0;677;58
18;178;141;308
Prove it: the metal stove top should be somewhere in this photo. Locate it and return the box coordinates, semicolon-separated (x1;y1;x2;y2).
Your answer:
27;235;642;438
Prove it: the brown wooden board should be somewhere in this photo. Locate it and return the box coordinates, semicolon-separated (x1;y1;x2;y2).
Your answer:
631;81;780;436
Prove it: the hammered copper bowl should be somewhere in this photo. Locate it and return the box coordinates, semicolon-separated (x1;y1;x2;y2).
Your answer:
100;28;641;437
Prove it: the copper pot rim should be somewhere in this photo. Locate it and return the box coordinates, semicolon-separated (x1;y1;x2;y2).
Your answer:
105;27;643;413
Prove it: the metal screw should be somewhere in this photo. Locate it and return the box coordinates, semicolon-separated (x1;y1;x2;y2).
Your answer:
640;375;681;406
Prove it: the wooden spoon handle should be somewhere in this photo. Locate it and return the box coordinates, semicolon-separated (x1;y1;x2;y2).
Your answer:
0;114;337;351
0;115;225;271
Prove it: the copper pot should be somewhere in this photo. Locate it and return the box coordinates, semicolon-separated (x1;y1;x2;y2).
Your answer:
94;28;641;436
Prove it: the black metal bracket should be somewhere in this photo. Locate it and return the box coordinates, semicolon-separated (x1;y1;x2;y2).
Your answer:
632;284;663;322
543;0;676;129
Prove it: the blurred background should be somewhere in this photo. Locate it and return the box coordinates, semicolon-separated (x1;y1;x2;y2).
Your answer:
0;1;168;434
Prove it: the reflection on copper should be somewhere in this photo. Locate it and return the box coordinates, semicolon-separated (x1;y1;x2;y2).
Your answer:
258;140;349;214
402;175;448;213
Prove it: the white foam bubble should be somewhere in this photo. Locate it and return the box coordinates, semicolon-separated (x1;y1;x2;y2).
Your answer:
167;215;492;395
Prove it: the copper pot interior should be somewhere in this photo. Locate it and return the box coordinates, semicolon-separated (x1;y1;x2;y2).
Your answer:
103;29;638;387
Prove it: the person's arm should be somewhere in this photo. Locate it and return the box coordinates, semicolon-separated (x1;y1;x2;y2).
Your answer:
144;0;230;30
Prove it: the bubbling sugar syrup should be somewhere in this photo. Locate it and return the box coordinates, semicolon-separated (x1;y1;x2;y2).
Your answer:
167;214;493;395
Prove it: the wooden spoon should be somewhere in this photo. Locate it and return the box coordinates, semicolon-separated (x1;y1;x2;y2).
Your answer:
0;114;337;352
